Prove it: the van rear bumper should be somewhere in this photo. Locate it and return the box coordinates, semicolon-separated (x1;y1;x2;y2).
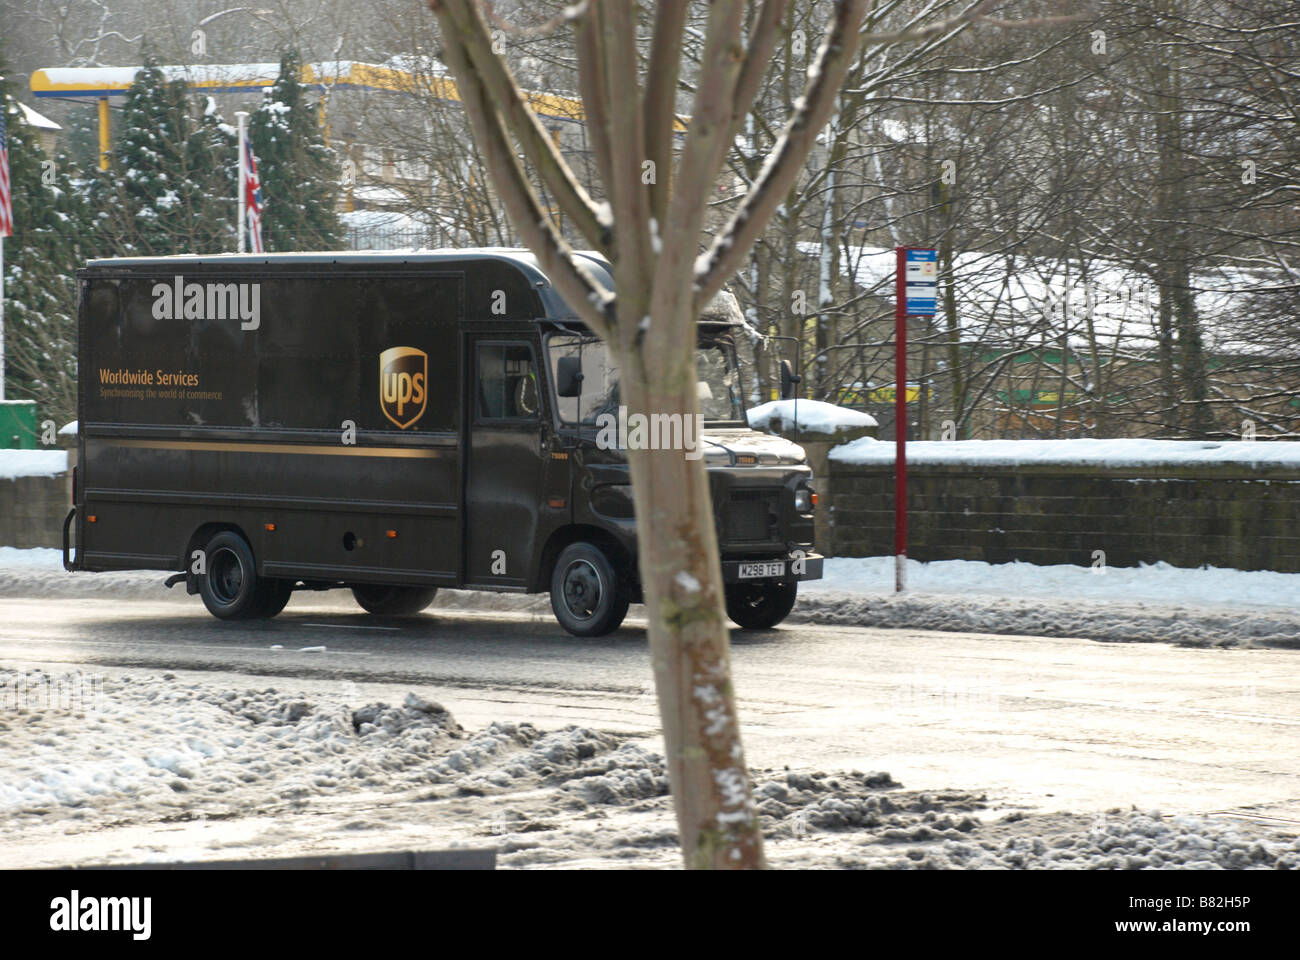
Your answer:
720;552;823;583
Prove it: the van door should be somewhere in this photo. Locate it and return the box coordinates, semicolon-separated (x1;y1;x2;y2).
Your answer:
464;338;546;588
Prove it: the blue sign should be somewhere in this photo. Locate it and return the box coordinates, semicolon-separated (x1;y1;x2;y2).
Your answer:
904;249;938;316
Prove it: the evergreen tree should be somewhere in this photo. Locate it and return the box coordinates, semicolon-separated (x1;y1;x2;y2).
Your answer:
96;57;238;257
106;55;195;255
250;49;342;251
0;64;88;427
186;96;238;253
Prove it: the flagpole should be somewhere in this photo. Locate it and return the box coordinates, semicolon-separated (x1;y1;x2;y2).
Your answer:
236;111;248;254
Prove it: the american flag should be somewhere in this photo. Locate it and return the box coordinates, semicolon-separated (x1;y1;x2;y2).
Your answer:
242;136;263;252
0;105;13;238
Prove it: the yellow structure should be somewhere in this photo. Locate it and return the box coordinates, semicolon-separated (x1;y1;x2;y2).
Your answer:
30;60;624;171
96;97;110;170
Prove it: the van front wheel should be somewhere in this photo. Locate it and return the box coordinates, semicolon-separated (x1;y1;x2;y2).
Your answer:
725;581;798;630
550;542;630;637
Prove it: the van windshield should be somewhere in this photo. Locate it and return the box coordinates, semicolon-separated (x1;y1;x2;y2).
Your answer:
547;334;744;424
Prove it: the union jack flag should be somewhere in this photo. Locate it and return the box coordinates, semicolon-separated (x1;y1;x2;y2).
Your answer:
0;105;13;237
243;135;263;252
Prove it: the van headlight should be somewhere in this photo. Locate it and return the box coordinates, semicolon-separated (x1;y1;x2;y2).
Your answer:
793;487;813;512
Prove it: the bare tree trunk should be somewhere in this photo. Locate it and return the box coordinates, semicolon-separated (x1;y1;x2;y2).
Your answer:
620;368;763;868
428;0;1055;869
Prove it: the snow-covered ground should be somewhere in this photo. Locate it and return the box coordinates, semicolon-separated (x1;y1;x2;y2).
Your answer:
797;558;1300;648
2;667;1295;869
806;556;1299;611
832;436;1300;467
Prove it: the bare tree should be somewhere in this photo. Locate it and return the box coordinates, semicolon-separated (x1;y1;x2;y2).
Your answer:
423;0;1061;868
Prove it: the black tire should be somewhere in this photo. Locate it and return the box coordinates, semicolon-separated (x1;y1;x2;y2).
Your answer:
351;584;438;616
550;542;630;637
198;531;266;620
725;581;798;630
255;578;295;618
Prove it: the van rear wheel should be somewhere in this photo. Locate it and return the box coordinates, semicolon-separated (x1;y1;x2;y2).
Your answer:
351;584;438;616
198;530;278;620
725;581;798;630
550;542;630;637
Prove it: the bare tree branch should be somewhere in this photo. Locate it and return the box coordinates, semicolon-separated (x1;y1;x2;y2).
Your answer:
643;0;689;226
694;0;873;306
436;0;608;251
429;0;612;335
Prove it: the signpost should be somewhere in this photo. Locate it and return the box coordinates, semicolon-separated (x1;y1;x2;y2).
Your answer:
895;248;937;592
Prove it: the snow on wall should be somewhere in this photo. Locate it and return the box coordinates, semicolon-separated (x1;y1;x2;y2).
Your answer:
0;450;67;480
831;437;1300;468
749;399;877;433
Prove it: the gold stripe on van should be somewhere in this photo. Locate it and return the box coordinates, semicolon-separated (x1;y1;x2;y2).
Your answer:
103;439;445;458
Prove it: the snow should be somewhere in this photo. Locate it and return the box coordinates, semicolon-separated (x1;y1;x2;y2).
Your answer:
39;63;284;89
795;241;1278;356
2;666;1296;869
0;547;63;569
0;450;67;479
674;571;700;594
796;556;1300;647
749;399;877;434
18;102;60;131
804;556;1300;611
832;436;1300;468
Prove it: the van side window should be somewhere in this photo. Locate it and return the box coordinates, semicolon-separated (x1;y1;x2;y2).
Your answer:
477;344;539;420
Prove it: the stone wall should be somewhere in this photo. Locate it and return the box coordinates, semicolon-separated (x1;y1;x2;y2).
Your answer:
825;461;1300;572
0;472;71;549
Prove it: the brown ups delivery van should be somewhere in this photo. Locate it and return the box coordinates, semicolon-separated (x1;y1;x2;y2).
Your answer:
65;249;822;636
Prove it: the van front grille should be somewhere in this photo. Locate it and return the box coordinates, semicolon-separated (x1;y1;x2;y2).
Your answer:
724;488;780;542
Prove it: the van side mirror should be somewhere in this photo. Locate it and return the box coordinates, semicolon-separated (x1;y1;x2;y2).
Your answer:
779;359;801;400
556;356;584;398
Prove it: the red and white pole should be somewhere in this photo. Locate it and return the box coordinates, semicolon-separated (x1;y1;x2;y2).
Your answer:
894;246;907;593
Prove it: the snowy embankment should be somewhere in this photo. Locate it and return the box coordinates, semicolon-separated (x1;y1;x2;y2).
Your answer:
796;557;1300;647
831;436;1300;467
2;667;1296;869
2;547;1297;646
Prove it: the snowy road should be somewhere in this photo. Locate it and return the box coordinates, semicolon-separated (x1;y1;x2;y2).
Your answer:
1;593;1297;824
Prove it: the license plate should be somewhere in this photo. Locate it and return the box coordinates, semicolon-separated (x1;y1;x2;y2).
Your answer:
738;561;785;579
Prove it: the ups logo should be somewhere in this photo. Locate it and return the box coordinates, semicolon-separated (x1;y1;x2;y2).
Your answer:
379;346;428;429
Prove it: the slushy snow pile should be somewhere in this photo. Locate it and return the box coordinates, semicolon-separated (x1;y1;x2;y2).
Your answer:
748;399;877;434
0;671;664;817
832;436;1300;467
2;668;1296;870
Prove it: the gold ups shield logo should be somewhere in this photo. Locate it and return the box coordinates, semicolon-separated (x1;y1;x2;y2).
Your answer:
379;346;428;429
